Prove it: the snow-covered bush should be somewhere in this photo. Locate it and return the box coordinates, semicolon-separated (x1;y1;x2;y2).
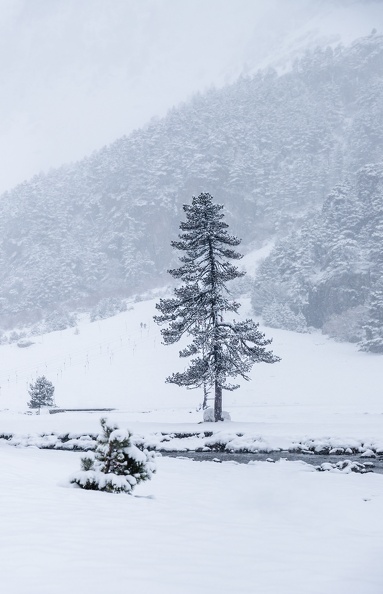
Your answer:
17;339;34;348
90;298;127;322
27;376;55;409
262;301;307;333
70;418;156;494
322;305;367;343
8;330;27;344
43;310;77;332
251;280;291;316
28;310;77;336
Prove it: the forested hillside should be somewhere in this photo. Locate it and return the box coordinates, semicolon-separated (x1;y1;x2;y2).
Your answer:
0;32;382;330
253;163;383;352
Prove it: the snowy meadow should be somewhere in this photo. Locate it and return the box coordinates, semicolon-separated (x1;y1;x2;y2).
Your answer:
1;295;383;593
1;446;383;594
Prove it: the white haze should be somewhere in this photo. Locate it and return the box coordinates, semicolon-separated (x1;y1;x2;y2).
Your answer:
0;0;381;194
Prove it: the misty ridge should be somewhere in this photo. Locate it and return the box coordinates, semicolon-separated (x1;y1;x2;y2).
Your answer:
0;31;382;352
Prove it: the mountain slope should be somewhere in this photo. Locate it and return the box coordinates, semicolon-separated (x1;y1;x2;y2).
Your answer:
1;0;382;193
254;162;383;351
0;32;382;327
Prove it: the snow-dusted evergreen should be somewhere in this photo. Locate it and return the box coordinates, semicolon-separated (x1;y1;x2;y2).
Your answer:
155;193;279;421
27;376;55;409
261;301;307;333
70;418;156;494
360;281;383;353
90;297;127;322
359;165;383;353
255;162;383;351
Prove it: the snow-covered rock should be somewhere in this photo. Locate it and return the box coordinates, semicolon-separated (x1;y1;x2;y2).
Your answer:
203;408;231;423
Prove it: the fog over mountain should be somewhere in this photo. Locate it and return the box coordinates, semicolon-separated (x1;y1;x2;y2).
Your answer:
0;0;382;193
0;1;383;352
1;29;382;353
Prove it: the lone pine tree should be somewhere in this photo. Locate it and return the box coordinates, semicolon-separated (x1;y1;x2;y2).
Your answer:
27;376;55;409
154;192;280;421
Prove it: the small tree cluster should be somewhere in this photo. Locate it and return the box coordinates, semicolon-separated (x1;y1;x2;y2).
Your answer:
360;283;383;353
90;297;127;322
27;376;55;409
36;309;77;333
70;418;156;494
323;305;367;343
262;301;307;333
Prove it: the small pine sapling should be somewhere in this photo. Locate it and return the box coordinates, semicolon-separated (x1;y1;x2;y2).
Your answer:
70;418;156;494
27;376;55;410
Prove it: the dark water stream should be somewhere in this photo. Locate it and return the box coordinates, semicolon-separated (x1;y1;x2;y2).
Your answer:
162;451;383;473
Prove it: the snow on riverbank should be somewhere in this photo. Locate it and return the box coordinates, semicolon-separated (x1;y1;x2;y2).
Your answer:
1;443;382;594
2;423;383;456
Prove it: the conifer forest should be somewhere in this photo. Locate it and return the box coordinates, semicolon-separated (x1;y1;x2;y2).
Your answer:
0;31;382;353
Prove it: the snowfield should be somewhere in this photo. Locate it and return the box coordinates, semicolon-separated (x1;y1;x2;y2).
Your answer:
1;444;383;594
0;296;382;447
1;295;383;592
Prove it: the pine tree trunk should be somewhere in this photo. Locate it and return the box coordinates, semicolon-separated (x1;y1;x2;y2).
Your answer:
214;382;222;422
202;381;209;409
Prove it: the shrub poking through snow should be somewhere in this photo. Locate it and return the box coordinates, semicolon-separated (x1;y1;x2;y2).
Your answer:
70;418;156;493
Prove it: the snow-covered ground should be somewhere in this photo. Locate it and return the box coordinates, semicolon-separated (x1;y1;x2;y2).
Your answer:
0;294;382;449
1;289;383;591
1;444;382;594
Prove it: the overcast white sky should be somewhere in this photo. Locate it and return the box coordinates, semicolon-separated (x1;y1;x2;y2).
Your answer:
0;0;382;194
